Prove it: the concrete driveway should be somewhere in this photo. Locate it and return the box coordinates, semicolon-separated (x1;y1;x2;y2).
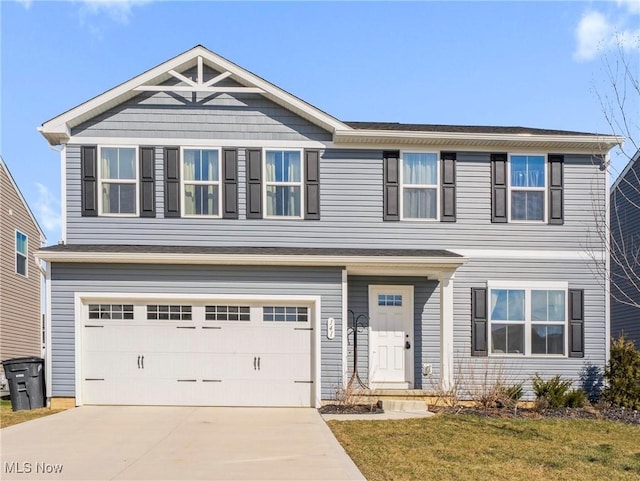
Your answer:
0;406;365;481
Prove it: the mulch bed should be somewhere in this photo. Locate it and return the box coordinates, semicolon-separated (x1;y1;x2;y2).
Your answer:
431;405;640;426
319;403;385;414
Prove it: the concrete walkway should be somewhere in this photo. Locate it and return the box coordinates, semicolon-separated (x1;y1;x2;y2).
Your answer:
0;406;365;481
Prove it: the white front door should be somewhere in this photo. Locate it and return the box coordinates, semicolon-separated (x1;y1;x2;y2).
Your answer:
368;285;414;389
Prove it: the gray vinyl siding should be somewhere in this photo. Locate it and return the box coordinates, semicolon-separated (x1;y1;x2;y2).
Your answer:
453;257;606;399
610;157;640;347
71;66;330;142
71;95;331;142
347;276;440;389
65;149;606;253
50;263;343;399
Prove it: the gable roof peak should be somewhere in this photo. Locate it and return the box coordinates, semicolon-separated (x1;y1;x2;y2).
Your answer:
39;45;349;146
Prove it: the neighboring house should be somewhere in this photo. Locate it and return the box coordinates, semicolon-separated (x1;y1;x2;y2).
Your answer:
610;149;640;347
0;156;46;391
37;45;623;408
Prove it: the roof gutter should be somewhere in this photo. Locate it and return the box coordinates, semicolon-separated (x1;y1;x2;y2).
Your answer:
35;250;468;271
334;129;625;151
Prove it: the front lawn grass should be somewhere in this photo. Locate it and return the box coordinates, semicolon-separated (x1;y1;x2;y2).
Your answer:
328;414;640;481
0;399;65;429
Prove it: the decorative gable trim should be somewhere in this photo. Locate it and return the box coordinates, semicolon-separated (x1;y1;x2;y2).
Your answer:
39;45;350;146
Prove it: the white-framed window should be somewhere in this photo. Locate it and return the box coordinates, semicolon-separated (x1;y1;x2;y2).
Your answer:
88;304;134;320
205;305;251;321
488;281;567;356
264;149;303;218
181;148;221;217
509;154;546;222
99;146;138;215
263;306;308;322
401;151;439;220
147;304;192;321
15;230;27;277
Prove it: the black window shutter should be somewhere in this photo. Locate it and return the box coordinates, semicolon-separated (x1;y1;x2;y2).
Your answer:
471;288;488;356
305;150;320;220
441;152;456;222
222;148;238;219
164;147;180;218
383;150;400;221
548;154;564;225
246;149;262;219
568;289;584;358
81;146;98;217
491;153;508;223
139;147;156;218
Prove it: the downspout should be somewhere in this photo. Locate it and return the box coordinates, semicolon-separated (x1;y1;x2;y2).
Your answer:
35;255;52;406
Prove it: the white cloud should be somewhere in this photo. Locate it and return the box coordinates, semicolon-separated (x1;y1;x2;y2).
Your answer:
77;0;152;24
34;182;61;234
574;5;640;61
17;0;33;9
575;11;612;61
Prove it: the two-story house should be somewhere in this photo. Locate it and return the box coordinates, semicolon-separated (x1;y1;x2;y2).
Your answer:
37;46;622;408
610;149;640;347
1;156;46;392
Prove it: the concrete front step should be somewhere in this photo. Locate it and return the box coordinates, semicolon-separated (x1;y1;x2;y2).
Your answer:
381;399;429;413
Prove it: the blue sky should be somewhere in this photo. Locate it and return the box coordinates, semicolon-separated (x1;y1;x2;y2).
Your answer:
1;0;639;244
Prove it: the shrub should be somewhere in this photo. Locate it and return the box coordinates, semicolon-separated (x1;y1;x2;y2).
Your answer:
495;382;524;409
503;382;524;401
602;335;640;410
565;389;587;408
532;374;573;408
579;362;603;403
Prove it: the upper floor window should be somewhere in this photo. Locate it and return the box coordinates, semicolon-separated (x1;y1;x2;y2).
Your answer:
489;282;566;356
265;150;302;218
15;231;27;277
182;148;221;217
99;147;138;215
401;152;438;220
510;155;545;222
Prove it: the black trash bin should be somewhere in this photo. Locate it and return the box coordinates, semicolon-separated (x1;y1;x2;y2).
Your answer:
2;357;46;411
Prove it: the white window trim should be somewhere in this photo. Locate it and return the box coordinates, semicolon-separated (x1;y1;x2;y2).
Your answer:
180;146;223;218
262;148;304;220
97;145;140;217
399;150;440;221
508;153;547;223
15;230;28;278
487;280;568;358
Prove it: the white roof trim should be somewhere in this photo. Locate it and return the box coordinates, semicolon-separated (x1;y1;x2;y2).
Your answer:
0;156;46;241
334;129;625;151
611;148;640;192
35;250;468;271
40;45;350;146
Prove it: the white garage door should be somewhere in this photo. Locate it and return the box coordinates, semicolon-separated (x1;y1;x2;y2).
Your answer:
81;300;314;407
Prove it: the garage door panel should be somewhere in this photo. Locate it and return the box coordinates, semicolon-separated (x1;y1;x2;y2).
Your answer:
82;299;314;407
83;324;197;353
254;353;311;381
